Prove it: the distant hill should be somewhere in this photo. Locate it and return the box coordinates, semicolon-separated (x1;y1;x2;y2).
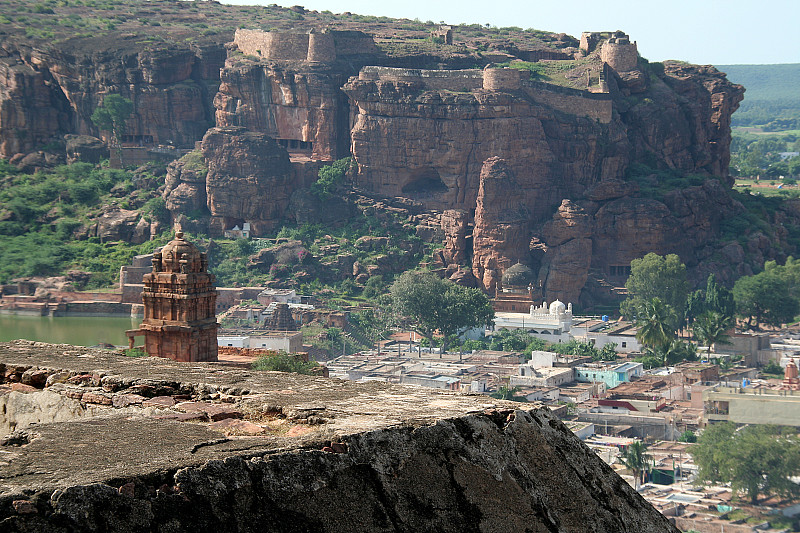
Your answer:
716;64;800;129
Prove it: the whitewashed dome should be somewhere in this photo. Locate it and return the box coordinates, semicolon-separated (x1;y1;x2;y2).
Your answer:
549;300;566;315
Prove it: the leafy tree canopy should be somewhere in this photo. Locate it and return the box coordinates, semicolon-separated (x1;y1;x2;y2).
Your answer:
390;271;494;352
691;423;800;504
621;253;688;330
91;94;133;144
311;157;351;199
733;270;799;329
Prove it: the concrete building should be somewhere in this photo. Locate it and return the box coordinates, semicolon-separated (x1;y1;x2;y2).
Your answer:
575;361;644;389
257;288;301;305
510;365;574;388
223;222;251;239
703;383;800;426
493;300;573;337
401;373;461;390
217;331;303;353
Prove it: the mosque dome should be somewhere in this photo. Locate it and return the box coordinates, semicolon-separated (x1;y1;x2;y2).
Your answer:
502;263;535;288
549;299;566;315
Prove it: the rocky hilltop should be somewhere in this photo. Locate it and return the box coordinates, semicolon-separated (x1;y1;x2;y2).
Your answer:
0;340;678;532
0;0;776;305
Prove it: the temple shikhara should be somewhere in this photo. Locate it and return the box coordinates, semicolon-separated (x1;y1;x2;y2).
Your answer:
127;232;218;362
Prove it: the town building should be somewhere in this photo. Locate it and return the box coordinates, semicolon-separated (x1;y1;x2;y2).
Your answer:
574;361;643;388
217;331;303;353
703;381;800;426
223;222;251;239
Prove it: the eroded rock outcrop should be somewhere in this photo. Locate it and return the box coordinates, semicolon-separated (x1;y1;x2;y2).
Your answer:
215;60;350;162
201;126;294;235
472;158;532;294
539;200;593;304
0;340;677;532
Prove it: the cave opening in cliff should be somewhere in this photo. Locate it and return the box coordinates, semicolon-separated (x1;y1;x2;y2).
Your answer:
402;169;448;196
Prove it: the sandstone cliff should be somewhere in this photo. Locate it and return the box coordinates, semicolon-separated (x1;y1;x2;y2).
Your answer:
0;1;756;304
472;158;532;294
201;127;294;235
0;340;678;532
0;36;225;158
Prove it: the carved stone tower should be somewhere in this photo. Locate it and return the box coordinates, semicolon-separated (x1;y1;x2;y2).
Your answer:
134;232;218;362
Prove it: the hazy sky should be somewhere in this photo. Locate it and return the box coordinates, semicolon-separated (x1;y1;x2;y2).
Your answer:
222;0;799;65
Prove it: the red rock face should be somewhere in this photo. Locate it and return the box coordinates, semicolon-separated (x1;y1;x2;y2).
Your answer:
343;79;608;214
472;158;532;294
214;59;349;161
0;38;225;158
201;126;294;236
538;200;593;304
660;62;744;184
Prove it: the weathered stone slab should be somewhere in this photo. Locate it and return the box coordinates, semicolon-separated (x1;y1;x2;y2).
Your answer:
0;340;677;532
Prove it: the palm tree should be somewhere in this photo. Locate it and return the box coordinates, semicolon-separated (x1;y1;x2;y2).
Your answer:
635;298;677;365
692;311;734;356
621;441;651;490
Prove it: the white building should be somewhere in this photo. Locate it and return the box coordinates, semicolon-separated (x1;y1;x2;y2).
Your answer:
217;331;303;353
510;365;574;388
494;300;573;334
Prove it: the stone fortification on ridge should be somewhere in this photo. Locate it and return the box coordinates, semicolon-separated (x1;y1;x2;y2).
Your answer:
0;340;678;532
233;28;379;62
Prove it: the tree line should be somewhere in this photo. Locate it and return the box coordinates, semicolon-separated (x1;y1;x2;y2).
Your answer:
622;253;800;368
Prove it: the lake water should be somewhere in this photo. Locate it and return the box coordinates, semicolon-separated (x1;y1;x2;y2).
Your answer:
0;315;139;347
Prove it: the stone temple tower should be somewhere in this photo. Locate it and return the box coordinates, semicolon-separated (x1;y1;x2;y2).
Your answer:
128;232;218;362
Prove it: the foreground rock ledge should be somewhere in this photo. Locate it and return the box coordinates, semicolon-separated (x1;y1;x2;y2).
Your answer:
0;341;676;532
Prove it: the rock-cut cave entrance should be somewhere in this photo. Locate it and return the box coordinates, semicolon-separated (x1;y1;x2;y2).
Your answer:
401;168;448;197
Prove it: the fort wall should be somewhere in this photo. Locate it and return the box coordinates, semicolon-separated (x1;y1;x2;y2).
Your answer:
329;30;380;56
523;81;613;123
600;34;638;72
483;68;521;91
356;66;612;123
233;29;377;62
306;31;336;63
358;66;484;91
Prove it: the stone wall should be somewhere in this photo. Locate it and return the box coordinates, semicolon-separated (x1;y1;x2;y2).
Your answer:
601;40;639;73
358;66;484;91
483;68;522;91
328;30;379;57
233;29;377;62
524;81;613;123
233;29;310;61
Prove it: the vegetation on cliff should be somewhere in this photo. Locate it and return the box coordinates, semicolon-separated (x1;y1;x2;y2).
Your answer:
0;160;169;286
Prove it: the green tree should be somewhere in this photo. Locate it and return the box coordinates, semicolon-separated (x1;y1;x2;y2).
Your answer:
91;94;134;148
691;423;800;504
733;271;799;329
390;271;494;353
679;430;697;443
311;157;351;199
704;273;736;318
621;441;651;490
621;253;688;330
692;311;733;356
598;342;618;361
635;298;678;364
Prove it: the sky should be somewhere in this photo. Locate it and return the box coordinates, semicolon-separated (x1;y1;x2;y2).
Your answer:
221;0;799;65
